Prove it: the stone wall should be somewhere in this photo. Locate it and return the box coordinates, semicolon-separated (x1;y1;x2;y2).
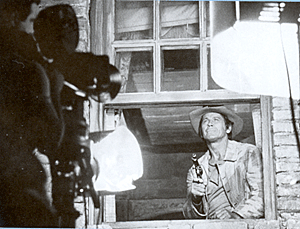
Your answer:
272;97;300;229
40;0;90;52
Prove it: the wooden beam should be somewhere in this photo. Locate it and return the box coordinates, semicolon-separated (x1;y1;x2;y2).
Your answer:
90;0;104;55
105;91;260;108
261;96;277;220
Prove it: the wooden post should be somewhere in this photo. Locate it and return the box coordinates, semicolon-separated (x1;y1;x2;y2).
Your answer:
261;96;277;220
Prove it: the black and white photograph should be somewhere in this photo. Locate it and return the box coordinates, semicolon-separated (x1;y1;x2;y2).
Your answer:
0;1;299;228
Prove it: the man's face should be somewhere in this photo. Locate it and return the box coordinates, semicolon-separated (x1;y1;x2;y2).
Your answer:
200;112;231;142
19;2;40;34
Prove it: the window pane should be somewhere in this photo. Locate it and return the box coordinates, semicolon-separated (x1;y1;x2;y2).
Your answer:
205;1;211;37
115;0;153;40
161;48;200;91
160;1;199;39
207;46;223;90
116;50;154;93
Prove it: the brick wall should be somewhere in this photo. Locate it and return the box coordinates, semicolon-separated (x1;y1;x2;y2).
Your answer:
40;0;90;52
272;97;300;229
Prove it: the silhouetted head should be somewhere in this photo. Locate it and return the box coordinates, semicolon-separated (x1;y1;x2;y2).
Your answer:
0;0;41;33
34;4;79;59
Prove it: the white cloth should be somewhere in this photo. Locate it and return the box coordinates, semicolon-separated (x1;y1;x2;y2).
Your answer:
92;126;143;192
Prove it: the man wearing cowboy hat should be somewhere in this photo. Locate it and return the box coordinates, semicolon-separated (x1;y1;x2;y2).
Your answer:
183;106;264;219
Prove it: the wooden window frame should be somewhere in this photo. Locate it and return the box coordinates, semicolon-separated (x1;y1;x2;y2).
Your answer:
89;0;277;224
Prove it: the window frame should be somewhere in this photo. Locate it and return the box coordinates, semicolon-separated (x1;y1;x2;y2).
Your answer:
106;0;218;100
89;0;277;224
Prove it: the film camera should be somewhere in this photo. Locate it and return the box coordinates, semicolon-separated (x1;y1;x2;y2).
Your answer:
34;4;122;227
48;53;121;227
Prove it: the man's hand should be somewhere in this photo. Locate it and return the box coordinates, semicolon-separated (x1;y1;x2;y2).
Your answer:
191;181;206;204
190;166;207;204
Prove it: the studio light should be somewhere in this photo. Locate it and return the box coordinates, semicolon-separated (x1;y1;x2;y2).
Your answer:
91;125;143;192
210;1;300;99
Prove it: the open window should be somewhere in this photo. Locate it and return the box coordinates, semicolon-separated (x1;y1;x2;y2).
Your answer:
95;97;275;224
88;0;277;227
114;102;260;221
84;97;276;227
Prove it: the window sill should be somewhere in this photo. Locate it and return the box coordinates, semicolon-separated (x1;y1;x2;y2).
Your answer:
106;90;260;108
93;219;279;229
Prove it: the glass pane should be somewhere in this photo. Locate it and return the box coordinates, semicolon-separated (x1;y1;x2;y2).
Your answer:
116;50;154;93
205;1;211;37
115;0;153;40
207;46;223;90
160;1;199;39
161;48;200;91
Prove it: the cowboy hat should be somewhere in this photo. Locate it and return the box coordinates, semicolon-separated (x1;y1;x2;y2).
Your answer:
189;106;243;137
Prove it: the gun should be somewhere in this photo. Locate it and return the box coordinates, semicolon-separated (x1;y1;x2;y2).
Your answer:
191;153;203;183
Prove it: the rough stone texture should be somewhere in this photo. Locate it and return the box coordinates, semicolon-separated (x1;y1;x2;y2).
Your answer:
273;97;300;229
274;133;299;146
281;212;300;221
272;97;299;108
40;0;90;52
287;219;300;229
274;145;300;158
276;173;300;186
273;108;300;120
276;158;300;173
272;121;297;133
278;197;300;211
